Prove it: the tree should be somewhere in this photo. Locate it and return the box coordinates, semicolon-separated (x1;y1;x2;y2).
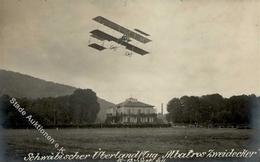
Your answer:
69;89;100;124
166;94;258;127
167;98;183;123
0;88;101;128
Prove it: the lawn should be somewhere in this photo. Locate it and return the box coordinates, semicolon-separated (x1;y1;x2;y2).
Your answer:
1;128;254;161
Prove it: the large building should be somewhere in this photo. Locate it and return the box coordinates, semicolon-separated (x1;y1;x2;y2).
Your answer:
106;98;157;124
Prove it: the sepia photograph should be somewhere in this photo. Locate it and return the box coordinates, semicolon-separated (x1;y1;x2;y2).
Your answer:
0;0;260;162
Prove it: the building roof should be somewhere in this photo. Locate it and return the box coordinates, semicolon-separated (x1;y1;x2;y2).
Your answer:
117;98;154;108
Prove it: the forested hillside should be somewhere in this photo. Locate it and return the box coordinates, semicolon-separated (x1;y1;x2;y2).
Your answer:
0;69;115;122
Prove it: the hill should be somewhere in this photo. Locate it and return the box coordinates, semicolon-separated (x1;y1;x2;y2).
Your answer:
0;69;115;122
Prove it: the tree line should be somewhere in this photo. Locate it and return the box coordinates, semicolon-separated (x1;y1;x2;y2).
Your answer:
0;89;100;128
167;94;260;127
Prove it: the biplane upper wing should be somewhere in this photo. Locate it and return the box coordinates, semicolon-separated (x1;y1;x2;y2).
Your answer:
134;29;150;36
90;29;149;55
93;16;151;44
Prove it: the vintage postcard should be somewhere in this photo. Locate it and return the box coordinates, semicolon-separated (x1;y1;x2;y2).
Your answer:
0;0;260;162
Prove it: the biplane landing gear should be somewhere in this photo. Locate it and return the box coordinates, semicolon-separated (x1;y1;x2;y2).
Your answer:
109;45;118;51
125;51;133;57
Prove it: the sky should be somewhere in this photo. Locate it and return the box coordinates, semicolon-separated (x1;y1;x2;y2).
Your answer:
0;0;260;112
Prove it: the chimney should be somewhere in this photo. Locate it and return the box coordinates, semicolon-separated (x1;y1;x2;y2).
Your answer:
161;103;164;114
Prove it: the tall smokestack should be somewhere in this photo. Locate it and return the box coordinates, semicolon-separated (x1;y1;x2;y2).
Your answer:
161;103;163;114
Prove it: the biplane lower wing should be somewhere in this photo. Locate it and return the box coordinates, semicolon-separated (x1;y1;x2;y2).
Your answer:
90;29;149;55
123;43;149;55
88;43;106;51
93;16;151;44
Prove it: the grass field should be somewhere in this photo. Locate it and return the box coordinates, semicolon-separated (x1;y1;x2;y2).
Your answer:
1;127;255;161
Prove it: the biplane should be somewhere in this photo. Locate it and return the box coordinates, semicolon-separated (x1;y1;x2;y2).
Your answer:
88;16;151;56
